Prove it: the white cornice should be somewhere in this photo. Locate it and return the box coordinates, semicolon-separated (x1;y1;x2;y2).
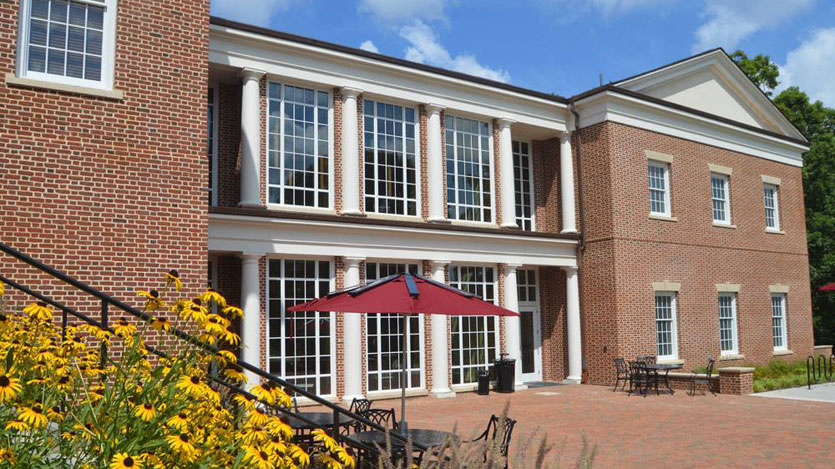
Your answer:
208;214;578;267
575;91;806;167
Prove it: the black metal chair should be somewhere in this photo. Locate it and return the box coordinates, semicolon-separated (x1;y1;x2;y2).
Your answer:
690;356;718;396
613;358;630;391
628;361;653;396
349;397;372;414
469;414;517;469
355;408;398;432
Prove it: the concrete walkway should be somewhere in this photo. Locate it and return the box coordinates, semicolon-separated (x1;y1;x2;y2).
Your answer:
754;381;835;403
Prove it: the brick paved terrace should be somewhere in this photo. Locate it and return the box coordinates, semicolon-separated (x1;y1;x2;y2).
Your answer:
359;384;835;467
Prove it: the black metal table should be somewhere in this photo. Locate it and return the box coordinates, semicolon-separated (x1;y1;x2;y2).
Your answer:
644;363;683;395
347;428;458;448
286;412;354;430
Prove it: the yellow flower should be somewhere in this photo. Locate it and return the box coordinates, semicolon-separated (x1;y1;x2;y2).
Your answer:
166;412;190;431
134;403;157;422
243;446;275;469
201;289;227;308
166;433;197;457
204;315;226;335
113;319;137;337
288;444;310;467
251;384;277;405
165;269;183;292
0;375;22;403
23;301;52;321
47;405;64;422
19;404;48;429
222;329;241;346
176;374;207;398
137;290;165;310
111;453;143;469
4;419;28;432
246;407;270;426
222;305;243;319
181;304;208;324
0;282;4;296
150;317;171;332
217;349;237;364
0;447;15;465
222;366;247;384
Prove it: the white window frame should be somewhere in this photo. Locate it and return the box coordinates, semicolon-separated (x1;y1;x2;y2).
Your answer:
718;293;739;356
710;173;731;224
648;160;671;217
764;183;781;231
445;115;495;224
512;140;536;231
364;262;425;394
16;0;118;90
771;293;788;351
266;80;334;211
448;264;500;387
266;257;336;398
362;99;422;218
654;292;679;360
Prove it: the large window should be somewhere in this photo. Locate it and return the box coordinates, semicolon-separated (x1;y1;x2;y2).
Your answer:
267;83;331;208
771;293;788;351
718;293;739;355
365;262;423;392
267;259;334;396
207;87;216;206
648;161;671;216
655;293;678;360
446;116;493;222
449;265;498;385
363;101;418;216
764;184;780;231
711;173;731;224
18;0;116;88
513;141;535;231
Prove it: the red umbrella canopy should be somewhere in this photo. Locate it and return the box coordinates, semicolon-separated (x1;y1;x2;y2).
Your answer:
288;272;519;316
820;283;835;291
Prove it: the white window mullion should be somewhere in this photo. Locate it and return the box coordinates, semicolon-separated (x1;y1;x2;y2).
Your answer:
772;293;788;351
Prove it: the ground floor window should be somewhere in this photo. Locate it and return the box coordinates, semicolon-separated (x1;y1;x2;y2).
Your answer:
448;265;498;385
771;293;788;351
267;259;334;396
655;292;678;360
718;293;739;355
365;262;423;392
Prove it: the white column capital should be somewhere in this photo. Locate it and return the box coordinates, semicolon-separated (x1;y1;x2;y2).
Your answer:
562;266;579;274
425;103;446;114
502;263;524;273
340;87;362;99
239;252;263;263
430;259;451;269
239;67;265;81
496;117;516;129
343;256;365;268
560;132;571;144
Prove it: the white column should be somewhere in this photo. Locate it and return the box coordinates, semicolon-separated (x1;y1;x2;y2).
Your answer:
340;88;362;216
497;118;518;228
502;263;525;389
240;253;263;388
429;260;455;397
239;68;265;208
560;133;578;234
426;104;447;222
342;256;364;402
564;266;582;383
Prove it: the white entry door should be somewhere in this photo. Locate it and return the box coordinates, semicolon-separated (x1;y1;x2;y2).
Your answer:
519;306;542;382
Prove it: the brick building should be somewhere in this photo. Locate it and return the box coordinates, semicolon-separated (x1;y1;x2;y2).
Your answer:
0;2;811;401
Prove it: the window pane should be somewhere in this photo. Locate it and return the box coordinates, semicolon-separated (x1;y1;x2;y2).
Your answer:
447;117;492;221
449;265;498;384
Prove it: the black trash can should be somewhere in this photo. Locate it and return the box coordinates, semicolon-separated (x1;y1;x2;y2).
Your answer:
477;369;490;395
494;354;516;393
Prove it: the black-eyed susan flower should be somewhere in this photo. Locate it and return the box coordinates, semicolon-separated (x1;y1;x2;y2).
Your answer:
175;374;206;398
23;301;51;321
150;316;171;332
0;281;4;296
134;402;157;422
243;446;275;469
201;289;227;308
113;319;137;337
166;432;197;457
137;290;164;310
4;419;28;432
251;384;276;405
0;448;15;465
217;349;237;364
0;374;22;403
204;315;226;335
222;305;243;319
47;405;65;422
19;404;48;429
246;407;270;426
110;452;143;469
222;366;247;384
166;412;190;431
222;329;240;346
165;269;183;292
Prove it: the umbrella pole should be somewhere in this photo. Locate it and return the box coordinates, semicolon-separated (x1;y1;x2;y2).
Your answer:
400;328;408;432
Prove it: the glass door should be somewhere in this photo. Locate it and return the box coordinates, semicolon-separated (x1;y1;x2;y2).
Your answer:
519;306;542;382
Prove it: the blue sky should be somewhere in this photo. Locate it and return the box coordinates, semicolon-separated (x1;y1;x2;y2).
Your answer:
211;0;835;106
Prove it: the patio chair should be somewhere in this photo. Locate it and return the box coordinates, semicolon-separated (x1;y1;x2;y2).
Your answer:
637;355;656;364
628;361;652;397
355;408;398;432
613;358;630;392
690;355;717;396
468;414;517;469
349;397;372;414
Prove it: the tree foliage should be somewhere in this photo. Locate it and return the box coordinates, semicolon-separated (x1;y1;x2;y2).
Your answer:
734;50;835;345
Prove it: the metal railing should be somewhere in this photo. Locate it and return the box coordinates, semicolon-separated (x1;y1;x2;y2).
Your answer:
0;241;427;457
806;354;834;389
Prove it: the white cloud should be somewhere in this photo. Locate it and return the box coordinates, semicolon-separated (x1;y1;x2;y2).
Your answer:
537;0;671;18
399;20;510;83
585;0;671;15
358;0;447;23
359;40;380;53
778;28;835;106
692;0;816;53
211;0;297;26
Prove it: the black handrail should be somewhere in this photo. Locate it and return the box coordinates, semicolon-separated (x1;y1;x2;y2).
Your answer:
0;241;426;454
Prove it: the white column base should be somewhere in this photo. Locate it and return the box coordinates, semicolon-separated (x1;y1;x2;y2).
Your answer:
560;228;579;235
514;383;528;391
239;202;264;209
562;377;582;385
340;209;364;216
429;390;456;399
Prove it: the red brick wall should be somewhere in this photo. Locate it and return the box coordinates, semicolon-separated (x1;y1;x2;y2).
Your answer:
0;0;209;330
579;121;813;385
216;83;241;207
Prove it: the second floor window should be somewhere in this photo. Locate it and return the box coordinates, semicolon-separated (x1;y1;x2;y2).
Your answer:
363;100;418;216
764;184;780;230
513;141;534;231
648;161;670;216
18;0;115;88
711;173;731;224
446;116;493;223
267;83;331;208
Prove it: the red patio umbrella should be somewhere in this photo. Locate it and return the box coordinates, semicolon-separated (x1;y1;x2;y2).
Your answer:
288;272;518;429
819;283;835;291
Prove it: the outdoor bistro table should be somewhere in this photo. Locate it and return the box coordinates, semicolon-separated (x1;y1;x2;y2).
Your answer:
643;363;684;395
286;412;355;431
347;428;459;449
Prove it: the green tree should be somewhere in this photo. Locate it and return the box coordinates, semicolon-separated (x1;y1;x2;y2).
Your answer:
730;50;780;96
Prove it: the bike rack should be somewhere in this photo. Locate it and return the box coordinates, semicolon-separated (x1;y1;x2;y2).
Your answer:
806;354;835;389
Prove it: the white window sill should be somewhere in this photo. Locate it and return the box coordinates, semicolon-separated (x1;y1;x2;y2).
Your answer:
712;222;736;229
5;73;124;100
719;353;745;361
365;213;423;223
765;228;786;235
366;388;427;400
649;214;678;222
773;349;794;356
657;358;685;365
266;203;336;215
449;220;498;228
